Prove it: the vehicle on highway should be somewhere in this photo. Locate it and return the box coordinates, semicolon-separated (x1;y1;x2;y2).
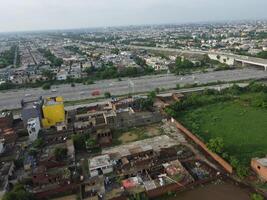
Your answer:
51;89;57;92
25;93;31;97
91;90;101;96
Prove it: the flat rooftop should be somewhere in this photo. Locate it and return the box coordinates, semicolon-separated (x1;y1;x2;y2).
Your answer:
89;154;111;170
102;135;178;158
257;158;267;167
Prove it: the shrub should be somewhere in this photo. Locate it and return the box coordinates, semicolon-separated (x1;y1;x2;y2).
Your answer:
42;83;51;90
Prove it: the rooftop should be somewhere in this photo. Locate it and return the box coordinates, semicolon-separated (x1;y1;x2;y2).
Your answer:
257;158;267;167
103;135;178;158
89;154;112;170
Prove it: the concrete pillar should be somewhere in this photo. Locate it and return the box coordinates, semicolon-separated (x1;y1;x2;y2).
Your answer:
265;65;267;71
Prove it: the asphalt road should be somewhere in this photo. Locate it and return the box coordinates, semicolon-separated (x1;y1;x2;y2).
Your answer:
0;68;266;110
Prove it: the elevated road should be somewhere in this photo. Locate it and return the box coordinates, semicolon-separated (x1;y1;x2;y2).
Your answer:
129;46;267;71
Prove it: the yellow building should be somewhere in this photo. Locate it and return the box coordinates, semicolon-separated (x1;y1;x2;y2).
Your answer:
41;96;65;128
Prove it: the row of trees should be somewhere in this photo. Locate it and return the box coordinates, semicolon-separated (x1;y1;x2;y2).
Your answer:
0;45;17;68
170;54;212;75
64;46;86;56
87;63;155;80
38;48;63;67
206;137;249;178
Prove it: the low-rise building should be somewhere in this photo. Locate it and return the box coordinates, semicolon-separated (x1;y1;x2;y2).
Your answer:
251;157;267;181
0;112;13;132
0;139;6;154
21;97;42;128
27;118;41;142
42;96;65;128
88;155;113;177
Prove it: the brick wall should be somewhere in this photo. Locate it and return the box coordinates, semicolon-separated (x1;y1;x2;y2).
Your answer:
172;119;233;174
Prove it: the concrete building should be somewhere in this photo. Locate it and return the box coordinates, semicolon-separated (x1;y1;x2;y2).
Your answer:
88;155;113;177
27;118;41;142
42;96;65;128
251;157;267;181
0;139;5;154
21;97;42;128
0;112;13;132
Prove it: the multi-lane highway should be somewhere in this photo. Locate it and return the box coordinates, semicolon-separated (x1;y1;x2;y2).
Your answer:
0;68;266;110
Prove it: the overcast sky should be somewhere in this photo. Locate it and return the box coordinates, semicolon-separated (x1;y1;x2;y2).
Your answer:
0;0;267;32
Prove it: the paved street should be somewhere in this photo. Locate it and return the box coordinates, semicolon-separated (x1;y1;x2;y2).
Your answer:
0;68;266;110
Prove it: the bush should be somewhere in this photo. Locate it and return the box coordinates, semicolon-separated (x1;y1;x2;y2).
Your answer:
54;147;67;161
207;137;224;154
251;193;264;200
3;184;35;200
104;92;111;98
42;83;51;90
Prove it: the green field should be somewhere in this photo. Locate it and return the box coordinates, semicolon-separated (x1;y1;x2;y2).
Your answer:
177;98;267;165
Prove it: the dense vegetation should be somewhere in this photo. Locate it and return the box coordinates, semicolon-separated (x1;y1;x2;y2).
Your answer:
84;59;155;80
38;48;63;66
170;54;228;74
2;184;35;200
166;83;267;178
256;51;267;59
64;46;86;56
0;46;17;68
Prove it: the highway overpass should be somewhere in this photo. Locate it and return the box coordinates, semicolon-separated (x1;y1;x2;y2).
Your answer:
129;46;267;71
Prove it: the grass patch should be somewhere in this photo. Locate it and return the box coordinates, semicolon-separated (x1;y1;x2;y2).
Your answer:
176;93;267;165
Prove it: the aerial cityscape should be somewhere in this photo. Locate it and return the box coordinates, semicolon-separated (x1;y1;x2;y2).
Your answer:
0;1;267;200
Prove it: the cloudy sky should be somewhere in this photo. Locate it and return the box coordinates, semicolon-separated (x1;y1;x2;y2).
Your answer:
0;0;267;32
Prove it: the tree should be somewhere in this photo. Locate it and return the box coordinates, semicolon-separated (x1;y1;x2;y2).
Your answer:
3;184;35;200
251;193;264;200
201;54;211;66
207;137;224;154
111;48;120;55
41;69;54;80
256;51;267;59
104;92;111;98
42;83;51;90
72;134;87;151
54;147;67;161
85;138;97;150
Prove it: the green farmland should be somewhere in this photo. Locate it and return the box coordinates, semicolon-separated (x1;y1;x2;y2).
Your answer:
177;96;267;165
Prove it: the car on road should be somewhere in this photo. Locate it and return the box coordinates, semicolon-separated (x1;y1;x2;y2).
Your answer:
51;89;57;92
25;94;31;97
91;90;101;96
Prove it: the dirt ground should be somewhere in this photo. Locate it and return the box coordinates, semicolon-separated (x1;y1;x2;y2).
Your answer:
118;124;163;144
171;182;251;200
52;195;77;200
119;132;138;143
145;125;162;137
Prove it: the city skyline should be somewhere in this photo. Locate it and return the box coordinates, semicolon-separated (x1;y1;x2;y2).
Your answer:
0;0;267;32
